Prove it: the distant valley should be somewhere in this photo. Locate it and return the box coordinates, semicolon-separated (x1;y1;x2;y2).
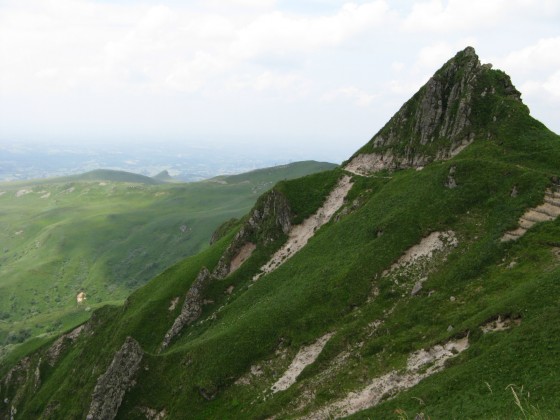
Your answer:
0;143;332;182
0;161;335;357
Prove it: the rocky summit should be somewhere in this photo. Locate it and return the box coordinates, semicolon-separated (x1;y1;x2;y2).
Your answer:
346;47;523;175
2;47;560;419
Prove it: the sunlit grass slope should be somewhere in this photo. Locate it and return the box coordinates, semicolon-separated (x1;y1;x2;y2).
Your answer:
0;161;335;349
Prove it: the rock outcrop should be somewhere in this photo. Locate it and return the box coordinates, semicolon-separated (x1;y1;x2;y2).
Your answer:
46;324;86;367
345;47;523;175
86;336;144;420
161;267;213;350
161;190;293;351
1;357;36;419
213;189;293;279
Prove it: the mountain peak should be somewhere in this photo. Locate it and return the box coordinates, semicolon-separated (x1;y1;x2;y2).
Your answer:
152;170;173;182
346;46;524;175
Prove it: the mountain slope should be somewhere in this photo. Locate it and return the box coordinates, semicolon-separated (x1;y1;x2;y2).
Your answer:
0;161;335;360
2;47;560;419
209;161;337;185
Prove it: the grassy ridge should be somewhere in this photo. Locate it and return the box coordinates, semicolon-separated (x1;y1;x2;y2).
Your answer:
0;162;335;353
10;126;560;417
4;52;560;419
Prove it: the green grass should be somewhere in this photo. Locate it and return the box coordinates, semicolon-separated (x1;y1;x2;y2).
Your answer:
7;133;560;417
0;162;335;351
3;55;560;419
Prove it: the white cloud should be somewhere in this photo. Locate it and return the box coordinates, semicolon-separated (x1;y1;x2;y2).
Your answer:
322;86;377;107
228;71;311;98
0;0;392;96
229;1;391;59
497;37;560;75
403;0;560;33
543;71;560;99
403;0;503;32
491;37;560;124
0;0;559;151
521;71;560;100
205;0;277;10
391;62;405;72
415;38;477;70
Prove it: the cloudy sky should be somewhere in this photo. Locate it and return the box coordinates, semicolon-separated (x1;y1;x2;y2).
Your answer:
1;0;559;162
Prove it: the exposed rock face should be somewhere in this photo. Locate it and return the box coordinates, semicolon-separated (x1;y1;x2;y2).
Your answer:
0;357;36;419
213;189;292;279
345;47;523;175
161;267;213;349
86;337;143;420
46;324;86;367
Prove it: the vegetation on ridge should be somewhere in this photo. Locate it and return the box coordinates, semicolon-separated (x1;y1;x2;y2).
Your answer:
2;48;560;419
0;161;335;357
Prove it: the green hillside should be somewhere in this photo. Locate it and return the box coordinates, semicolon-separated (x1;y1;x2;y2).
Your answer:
69;169;164;185
2;48;560;419
210;161;338;186
0;162;335;359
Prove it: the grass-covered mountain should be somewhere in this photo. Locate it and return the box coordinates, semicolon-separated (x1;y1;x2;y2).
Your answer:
2;47;560;419
0;161;335;358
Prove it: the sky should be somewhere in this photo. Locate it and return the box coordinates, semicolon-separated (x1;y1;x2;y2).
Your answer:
1;0;559;163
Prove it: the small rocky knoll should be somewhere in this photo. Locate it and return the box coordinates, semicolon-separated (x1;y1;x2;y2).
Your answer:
160;267;213;350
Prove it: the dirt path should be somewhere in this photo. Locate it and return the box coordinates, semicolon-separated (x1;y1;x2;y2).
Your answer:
303;336;469;419
254;175;353;280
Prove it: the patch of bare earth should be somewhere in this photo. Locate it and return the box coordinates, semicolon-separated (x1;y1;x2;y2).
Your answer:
271;333;333;393
234;346;289;387
480;316;521;333
16;189;32;197
139;407;167;419
254;175;353;280
345;154;393;176
382;231;458;296
230;242;256;274
502;187;560;242
303;336;469;419
168;297;179;311
384;231;458;274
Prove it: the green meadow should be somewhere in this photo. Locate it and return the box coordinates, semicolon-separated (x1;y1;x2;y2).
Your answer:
0;162;335;352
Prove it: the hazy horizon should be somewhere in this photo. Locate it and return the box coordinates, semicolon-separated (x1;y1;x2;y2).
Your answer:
1;0;559;166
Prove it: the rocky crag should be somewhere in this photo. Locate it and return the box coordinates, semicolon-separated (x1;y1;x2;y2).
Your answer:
345;46;523;175
86;337;144;420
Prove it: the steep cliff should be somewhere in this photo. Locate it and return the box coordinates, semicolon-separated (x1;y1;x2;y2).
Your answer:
213;188;293;279
346;47;524;175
